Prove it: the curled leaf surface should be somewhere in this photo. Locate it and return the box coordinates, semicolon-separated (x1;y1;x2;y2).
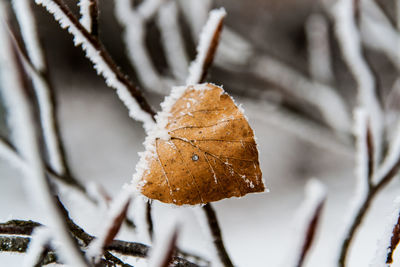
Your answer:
139;84;264;205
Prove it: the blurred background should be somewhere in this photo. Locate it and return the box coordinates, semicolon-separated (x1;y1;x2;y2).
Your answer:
1;0;400;266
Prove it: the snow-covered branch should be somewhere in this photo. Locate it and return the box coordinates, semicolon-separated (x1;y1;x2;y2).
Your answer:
23;226;52;267
284;179;326;267
0;218;201;266
306;13;334;84
330;0;383;161
371;197;400;266
114;0;169;94
186;8;226;85
87;187;132;262
338;107;400;266
157;0;189;82
35;0;156;132
360;0;400;71
251;55;351;133
78;0;98;36
147;221;179;267
12;0;73;179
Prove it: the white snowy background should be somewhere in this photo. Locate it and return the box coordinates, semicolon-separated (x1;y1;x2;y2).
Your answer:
1;0;400;266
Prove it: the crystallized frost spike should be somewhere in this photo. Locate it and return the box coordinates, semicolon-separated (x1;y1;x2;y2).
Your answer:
134;83;264;205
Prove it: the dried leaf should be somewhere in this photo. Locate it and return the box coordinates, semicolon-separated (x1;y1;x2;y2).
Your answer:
139;83;264;205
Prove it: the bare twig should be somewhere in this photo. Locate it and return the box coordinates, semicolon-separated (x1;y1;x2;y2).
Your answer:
202;204;233;267
146;201;154;241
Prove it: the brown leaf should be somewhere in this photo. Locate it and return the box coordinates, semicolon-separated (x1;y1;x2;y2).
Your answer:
140;84;264;205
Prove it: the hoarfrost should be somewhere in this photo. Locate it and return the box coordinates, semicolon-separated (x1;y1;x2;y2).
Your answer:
35;0;155;132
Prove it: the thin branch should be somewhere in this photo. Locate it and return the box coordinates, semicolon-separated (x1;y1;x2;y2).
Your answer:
5;12;84;191
186;8;226;85
35;0;156;131
360;0;400;71
87;189;132;262
202;204;234;267
12;0;74;178
338;124;400;266
146;201;154;241
157;0;189;82
330;0;384;161
148;223;179;267
78;0;99;36
251;55;351;134
0;2;87;265
294;180;326;267
0;220;41;236
305;13;334;84
114;0;169;94
387;212;400;264
0;219;200;266
23;227;52;267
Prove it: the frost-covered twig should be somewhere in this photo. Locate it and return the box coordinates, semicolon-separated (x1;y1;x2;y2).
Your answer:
186;8;226;85
0;2;87;266
147;222;179;267
78;0;98;36
338;109;400;266
306;13;334;84
87;188;132;262
330;0;383;161
114;0;169;94
12;0;78;183
4;21;87;192
0;136;27;172
251;55;351;133
285;179;326;267
241;98;353;157
23;226;52;267
371;197;400;266
0;218;200;266
178;0;212;42
35;0;156;131
360;0;400;71
157;0;189;82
